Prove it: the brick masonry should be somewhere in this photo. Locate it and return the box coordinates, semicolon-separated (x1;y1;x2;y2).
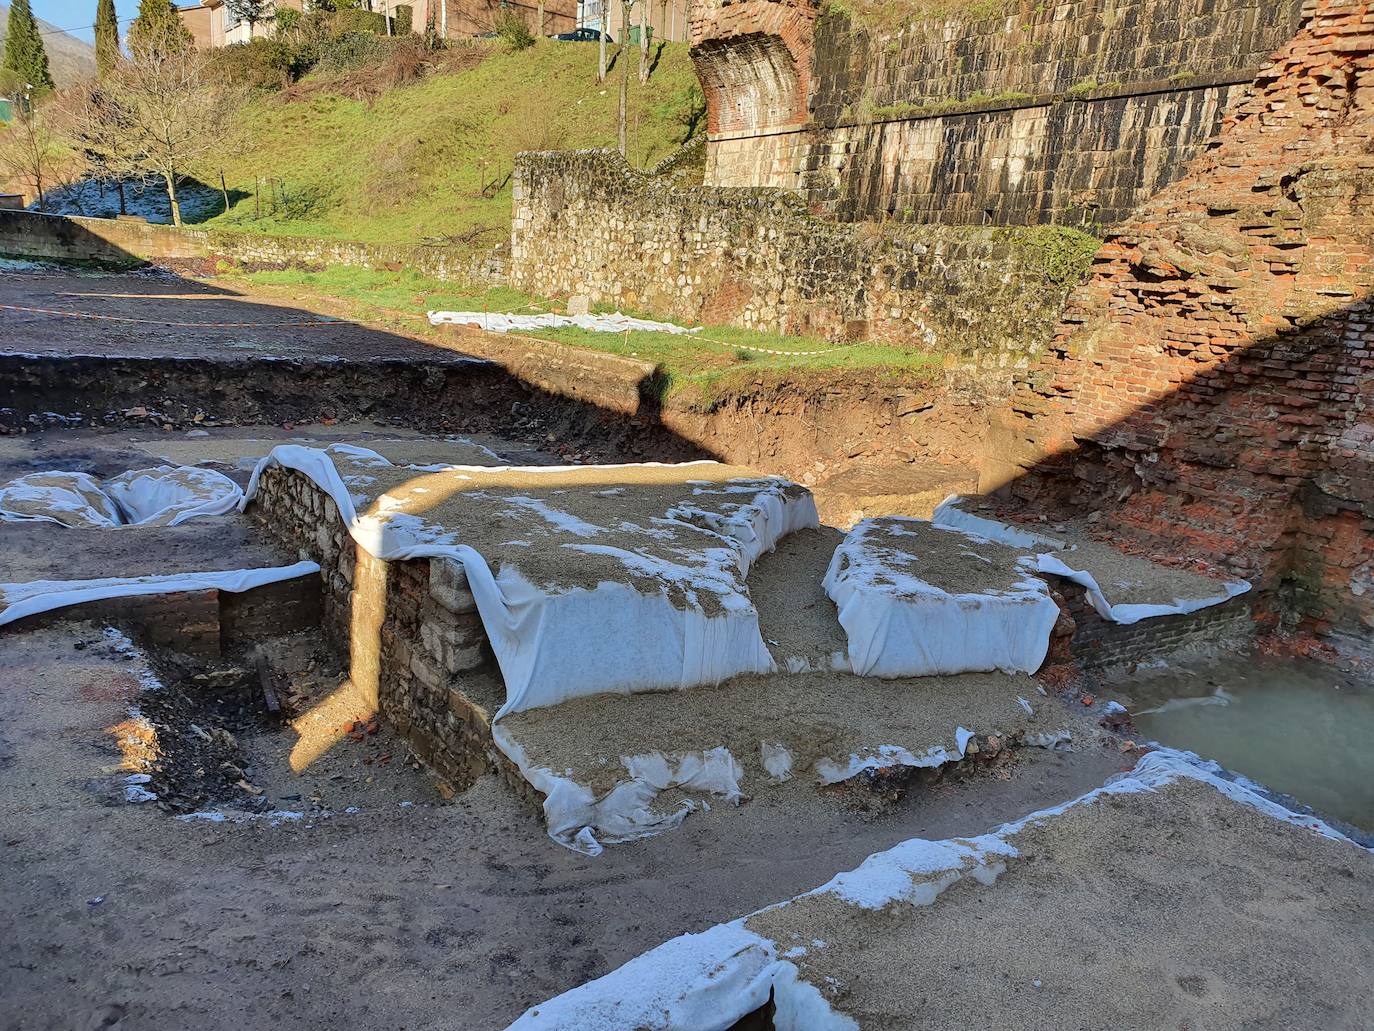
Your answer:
692;0;1306;226
987;0;1374;647
510;148;1092;367
248;465;537;800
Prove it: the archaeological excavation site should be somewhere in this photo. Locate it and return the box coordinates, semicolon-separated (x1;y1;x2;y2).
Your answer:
2;0;1373;1028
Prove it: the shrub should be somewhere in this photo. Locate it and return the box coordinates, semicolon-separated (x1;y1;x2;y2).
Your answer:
492;9;535;51
208;38;299;90
331;8;388;36
393;4;413;34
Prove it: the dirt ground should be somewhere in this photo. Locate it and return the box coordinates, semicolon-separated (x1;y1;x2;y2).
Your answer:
0;621;1125;1031
747;776;1374;1029
0;268;469;364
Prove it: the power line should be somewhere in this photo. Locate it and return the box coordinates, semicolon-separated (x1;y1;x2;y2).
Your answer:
27;15;138;40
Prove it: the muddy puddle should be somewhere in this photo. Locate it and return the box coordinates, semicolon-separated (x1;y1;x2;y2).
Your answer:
1116;654;1374;837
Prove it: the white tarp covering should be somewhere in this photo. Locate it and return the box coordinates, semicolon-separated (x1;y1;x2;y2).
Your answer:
0;471;122;528
1034;553;1252;625
823;519;1060;677
240;445;817;718
495;726;745;856
0;466;244;529
503;749;1359;1031
931;495;1068;550
0;561;320;627
102;466;244;526
933;496;1250;626
428;310;701;336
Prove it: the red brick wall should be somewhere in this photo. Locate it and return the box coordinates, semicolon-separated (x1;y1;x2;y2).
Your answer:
988;0;1374;642
690;0;816;135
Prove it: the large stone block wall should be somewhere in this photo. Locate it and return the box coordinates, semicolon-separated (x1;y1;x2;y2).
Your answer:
510;148;1092;369
986;0;1374;647
249;467;534;797
692;0;1306;225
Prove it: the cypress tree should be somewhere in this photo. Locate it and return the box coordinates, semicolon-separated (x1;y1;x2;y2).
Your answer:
2;0;54;91
95;0;120;78
128;0;192;56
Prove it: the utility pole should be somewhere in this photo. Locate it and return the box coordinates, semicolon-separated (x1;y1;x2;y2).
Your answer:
618;0;629;156
598;2;608;82
639;0;648;83
439;0;447;40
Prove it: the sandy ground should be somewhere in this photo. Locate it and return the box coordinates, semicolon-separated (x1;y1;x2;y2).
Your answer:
0;269;475;363
746;777;1374;1029
330;451;812;606
0;621;1125;1031
498;667;1097;799
0;517;297;585
946;496;1241;605
842;517;1039;597
748;525;850;668
1046;537;1241;606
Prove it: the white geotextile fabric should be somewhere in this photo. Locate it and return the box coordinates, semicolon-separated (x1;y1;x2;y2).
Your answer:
240;445;817;719
1034;553;1252;625
102;466;244;526
503;748;1361;1031
933;496;1251;625
823;519;1060;677
495;727;746;856
0;561;320;627
428;310;701;336
0;466;243;529
930;494;1067;550
0;472;122;528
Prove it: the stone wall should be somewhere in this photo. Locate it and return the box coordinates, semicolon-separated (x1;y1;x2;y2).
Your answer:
692;0;1306;225
7;576;320;657
986;0;1374;647
0;209;504;283
248;466;537;798
510;148;1094;368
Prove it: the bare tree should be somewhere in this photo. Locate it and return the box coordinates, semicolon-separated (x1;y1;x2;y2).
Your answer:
107;34;229;226
62;83;140;216
225;0;270;35
0;98;63;210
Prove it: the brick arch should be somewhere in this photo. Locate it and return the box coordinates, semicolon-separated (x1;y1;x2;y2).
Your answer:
689;0;817;135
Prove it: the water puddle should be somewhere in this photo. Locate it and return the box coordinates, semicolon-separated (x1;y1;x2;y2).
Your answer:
1116;655;1374;836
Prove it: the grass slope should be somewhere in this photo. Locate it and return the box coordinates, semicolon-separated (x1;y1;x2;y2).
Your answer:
227;264;944;401
194;40;701;246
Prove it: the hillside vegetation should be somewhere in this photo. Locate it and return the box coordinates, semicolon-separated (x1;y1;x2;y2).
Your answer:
0;2;96;87
191;39;704;246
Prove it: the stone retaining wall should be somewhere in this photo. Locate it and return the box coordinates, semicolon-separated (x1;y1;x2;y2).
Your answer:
510;149;1093;368
691;0;1306;226
0;209;503;283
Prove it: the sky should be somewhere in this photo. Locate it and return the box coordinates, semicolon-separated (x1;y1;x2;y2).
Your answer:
30;0;144;45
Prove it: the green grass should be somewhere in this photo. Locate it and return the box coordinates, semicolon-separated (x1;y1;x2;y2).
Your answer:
192;40;703;247
225;264;945;402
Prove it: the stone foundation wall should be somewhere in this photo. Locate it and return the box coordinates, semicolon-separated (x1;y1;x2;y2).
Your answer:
249;467;534;797
691;0;1306;225
510;149;1094;368
987;0;1374;644
8;577;320;657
